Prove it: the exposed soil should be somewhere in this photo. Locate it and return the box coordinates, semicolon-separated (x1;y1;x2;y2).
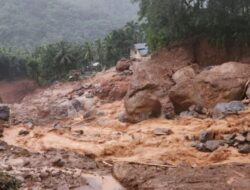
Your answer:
0;80;38;103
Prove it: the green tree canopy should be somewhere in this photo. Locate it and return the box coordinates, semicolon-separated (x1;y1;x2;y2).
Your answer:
133;0;250;50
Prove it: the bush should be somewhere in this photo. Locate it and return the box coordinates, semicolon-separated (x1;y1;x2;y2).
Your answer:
0;172;21;190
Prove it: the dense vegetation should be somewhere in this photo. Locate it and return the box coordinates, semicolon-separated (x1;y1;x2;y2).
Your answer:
0;0;137;48
0;22;144;84
134;0;250;50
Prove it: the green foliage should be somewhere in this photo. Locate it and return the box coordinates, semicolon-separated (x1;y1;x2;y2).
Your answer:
133;0;250;50
0;21;143;84
0;172;21;190
0;48;28;80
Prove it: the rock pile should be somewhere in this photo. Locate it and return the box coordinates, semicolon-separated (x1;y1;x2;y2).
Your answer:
192;131;250;154
124;60;250;122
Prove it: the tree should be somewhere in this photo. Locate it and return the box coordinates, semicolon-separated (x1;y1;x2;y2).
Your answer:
133;0;250;50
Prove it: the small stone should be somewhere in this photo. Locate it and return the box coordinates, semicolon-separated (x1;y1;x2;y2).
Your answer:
192;141;207;152
199;131;214;143
118;113;128;123
40;171;49;179
204;140;222;152
238;144;250;154
153;128;173;136
180;111;199;118
0;105;10;121
96;111;105;116
52;158;65;167
0;145;6;151
223;133;236;145
71;99;82;112
223;133;236;141
73;130;84;136
51;170;60;176
18;130;30;136
26;122;34;129
235;134;246;143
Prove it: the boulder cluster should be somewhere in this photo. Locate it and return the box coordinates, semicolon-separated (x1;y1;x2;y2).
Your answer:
123;61;250;123
192;131;250;154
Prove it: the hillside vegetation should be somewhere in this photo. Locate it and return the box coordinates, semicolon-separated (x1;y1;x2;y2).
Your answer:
0;0;138;48
134;0;250;50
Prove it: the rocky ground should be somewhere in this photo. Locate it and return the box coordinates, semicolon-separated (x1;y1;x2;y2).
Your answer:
0;44;250;189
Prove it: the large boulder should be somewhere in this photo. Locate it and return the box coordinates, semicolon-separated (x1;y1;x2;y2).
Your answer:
169;62;250;113
172;65;198;84
116;58;131;72
124;91;162;123
95;75;129;101
124;51;190;122
212;101;246;119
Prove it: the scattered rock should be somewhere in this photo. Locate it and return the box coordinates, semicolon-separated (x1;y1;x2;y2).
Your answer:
0;105;10;121
199;131;214;143
204;140;222;152
18;130;30;136
180;111;199;118
72;130;84;136
153;128;173;136
71;99;82;112
118;113;129;123
25;121;34;129
213;101;246;119
52;158;65;168
238;144;250;154
235;134;246;143
116;58;131;72
0;145;6;151
223;134;236;145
